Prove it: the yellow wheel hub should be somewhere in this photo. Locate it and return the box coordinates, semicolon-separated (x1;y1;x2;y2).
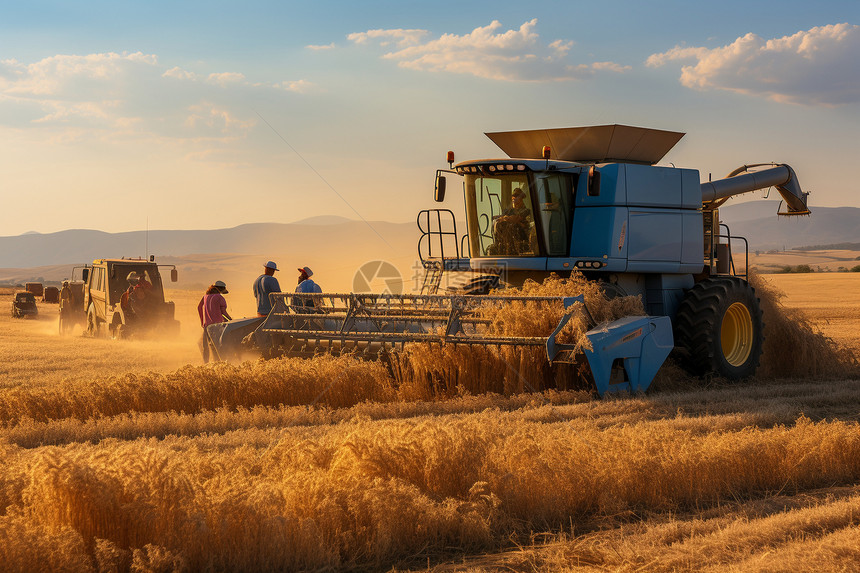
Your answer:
721;302;753;367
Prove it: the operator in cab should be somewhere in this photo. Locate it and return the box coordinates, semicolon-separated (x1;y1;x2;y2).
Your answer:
490;188;533;255
120;272;139;321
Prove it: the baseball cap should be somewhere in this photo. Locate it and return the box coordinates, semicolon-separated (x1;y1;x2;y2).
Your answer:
298;266;313;277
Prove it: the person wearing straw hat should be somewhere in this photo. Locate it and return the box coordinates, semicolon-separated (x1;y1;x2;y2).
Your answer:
253;260;281;317
197;280;232;363
293;265;322;308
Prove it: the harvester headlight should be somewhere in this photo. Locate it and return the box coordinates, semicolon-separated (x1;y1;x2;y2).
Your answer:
517;165;526;171
488;165;496;172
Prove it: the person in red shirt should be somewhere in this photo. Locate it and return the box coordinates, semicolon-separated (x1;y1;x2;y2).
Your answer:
197;280;232;363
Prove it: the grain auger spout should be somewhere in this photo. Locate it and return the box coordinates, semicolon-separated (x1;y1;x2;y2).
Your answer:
701;163;810;215
211;292;674;396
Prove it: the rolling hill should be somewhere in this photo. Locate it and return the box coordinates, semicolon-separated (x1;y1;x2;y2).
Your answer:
0;219;422;292
719;201;860;251
2;202;858;288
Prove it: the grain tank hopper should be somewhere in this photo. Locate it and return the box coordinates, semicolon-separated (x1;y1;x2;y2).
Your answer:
213;125;809;395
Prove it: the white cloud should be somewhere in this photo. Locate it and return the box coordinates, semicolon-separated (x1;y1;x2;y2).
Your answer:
647;23;860;105
207;72;246;86
592;61;633;73
184;102;255;133
348;19;628;82
277;79;314;93
347;28;428;48
0;52;310;148
163;66;197;80
306;43;336;51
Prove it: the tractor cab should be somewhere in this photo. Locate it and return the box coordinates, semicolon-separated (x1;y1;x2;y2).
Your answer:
78;258;179;338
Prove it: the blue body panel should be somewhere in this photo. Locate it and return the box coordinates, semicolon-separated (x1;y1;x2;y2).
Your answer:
545;296;674;395
581;315;675;395
471;163;704;276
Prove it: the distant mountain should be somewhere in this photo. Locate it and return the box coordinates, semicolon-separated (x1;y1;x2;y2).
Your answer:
719;201;860;251
0;221;415;268
291;215;359;225
0;220;422;292
4;202;856;288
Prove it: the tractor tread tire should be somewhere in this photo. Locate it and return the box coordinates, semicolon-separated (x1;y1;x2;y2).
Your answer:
674;277;764;379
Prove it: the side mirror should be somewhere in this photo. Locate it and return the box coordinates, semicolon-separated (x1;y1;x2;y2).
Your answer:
170;269;178;282
81;268;89;282
587;166;601;197
434;173;447;202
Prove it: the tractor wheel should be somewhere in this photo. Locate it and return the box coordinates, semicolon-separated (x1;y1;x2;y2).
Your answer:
674;277;764;379
86;305;104;338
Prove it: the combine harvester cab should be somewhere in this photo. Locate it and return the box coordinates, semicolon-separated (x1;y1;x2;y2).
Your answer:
219;125;810;396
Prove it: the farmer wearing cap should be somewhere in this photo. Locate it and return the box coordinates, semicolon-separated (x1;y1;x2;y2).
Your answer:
293;266;322;308
253;261;281;317
491;187;533;255
131;270;154;318
197;280;232;363
121;272;142;321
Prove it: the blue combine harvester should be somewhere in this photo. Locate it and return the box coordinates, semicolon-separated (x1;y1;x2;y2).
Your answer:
213;125;810;395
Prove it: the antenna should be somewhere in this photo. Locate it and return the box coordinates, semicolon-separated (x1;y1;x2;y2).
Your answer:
146;216;149;259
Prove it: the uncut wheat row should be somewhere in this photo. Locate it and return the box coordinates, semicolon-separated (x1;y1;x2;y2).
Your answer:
2;411;860;572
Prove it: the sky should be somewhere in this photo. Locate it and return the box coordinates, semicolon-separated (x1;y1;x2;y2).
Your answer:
1;0;858;236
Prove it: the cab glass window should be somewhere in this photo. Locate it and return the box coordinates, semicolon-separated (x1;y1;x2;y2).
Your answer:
535;174;574;256
465;173;537;257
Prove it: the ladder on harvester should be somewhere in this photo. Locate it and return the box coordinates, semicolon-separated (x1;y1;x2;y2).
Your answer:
417;209;471;295
420;261;445;295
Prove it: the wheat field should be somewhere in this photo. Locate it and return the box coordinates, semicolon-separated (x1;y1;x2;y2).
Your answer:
0;275;859;572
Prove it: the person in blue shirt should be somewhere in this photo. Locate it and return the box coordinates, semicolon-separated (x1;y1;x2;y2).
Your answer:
253;261;281;316
294;266;322;308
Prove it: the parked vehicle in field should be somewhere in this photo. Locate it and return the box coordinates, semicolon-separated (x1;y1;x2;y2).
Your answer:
25;282;43;297
59;279;87;334
11;291;38;318
63;257;180;338
42;286;60;303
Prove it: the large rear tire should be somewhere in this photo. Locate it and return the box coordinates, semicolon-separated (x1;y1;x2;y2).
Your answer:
86;304;104;338
674;277;764;379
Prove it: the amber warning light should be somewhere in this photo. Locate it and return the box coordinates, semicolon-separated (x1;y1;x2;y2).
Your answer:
541;146;551;160
446;150;455;167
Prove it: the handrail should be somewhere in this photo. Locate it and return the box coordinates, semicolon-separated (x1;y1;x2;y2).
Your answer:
417;208;461;264
716;222;749;280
